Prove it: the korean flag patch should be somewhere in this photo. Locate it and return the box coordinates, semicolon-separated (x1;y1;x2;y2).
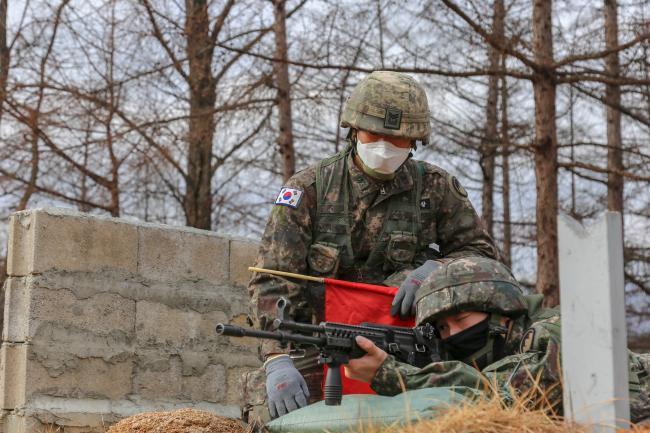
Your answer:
275;186;304;209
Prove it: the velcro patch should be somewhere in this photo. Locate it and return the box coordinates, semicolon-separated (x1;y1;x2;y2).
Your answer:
275;187;303;209
384;107;402;130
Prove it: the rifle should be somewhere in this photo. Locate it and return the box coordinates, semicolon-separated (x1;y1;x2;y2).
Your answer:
215;297;442;406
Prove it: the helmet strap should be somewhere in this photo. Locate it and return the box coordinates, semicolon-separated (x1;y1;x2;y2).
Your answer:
460;313;508;369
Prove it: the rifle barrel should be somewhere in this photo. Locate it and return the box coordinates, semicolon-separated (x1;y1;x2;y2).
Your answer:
215;323;325;346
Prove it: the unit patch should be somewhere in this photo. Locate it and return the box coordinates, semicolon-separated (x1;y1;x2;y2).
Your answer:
519;328;536;353
451;176;468;198
384;106;402;130
275;187;303;209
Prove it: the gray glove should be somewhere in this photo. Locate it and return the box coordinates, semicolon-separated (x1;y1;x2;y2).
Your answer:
264;355;310;418
390;260;441;320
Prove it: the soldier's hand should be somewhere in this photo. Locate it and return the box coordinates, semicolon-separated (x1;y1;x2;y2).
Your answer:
344;336;388;383
390;260;441;319
264;355;310;419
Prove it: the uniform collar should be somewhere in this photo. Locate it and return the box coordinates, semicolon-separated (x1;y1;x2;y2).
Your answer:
347;153;414;204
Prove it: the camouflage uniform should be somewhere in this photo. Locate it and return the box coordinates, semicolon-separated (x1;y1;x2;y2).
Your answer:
369;257;650;423
244;72;497;421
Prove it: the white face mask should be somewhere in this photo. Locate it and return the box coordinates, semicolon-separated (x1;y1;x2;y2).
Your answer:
356;138;411;174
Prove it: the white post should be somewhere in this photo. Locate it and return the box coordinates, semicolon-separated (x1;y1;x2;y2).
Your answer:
559;212;629;431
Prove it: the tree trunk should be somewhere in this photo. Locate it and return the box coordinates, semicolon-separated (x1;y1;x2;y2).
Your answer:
272;0;295;182
184;0;216;229
604;0;623;214
500;64;512;267
18;108;40;211
532;0;559;306
480;0;505;237
0;0;8;125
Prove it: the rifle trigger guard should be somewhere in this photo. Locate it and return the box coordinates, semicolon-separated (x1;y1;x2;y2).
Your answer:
415;343;426;353
276;297;291;322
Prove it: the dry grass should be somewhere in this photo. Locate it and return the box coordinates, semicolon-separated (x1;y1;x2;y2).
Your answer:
374;373;622;433
104;408;245;433
379;397;588;433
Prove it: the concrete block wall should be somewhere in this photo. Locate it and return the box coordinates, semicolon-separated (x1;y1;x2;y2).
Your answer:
0;208;261;433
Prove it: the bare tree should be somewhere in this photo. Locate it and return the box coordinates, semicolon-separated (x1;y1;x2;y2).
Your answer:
500;59;512;267
272;0;295;181
16;0;70;211
605;0;623;215
531;0;559;306
184;0;225;229
480;0;505;237
0;0;8;125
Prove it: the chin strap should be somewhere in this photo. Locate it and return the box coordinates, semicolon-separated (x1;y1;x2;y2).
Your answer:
460;313;508;369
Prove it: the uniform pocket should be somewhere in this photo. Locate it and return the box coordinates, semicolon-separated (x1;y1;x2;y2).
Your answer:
307;242;340;275
386;231;418;266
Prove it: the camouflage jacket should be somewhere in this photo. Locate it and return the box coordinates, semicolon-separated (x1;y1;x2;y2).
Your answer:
248;151;497;355
370;294;650;423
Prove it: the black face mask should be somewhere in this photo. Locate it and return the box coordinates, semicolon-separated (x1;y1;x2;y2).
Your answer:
443;316;490;362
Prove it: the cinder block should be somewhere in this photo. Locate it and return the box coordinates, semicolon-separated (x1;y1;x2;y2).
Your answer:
29;287;135;339
4;279;136;344
3;278;29;342
6;212;34;277
13;209;139;275
181;364;226;403
137;227;229;283
180;351;211;376
135;300;227;348
26;356;134;400
0;343;27;409
134;355;183;399
30;321;133;374
229;239;259;287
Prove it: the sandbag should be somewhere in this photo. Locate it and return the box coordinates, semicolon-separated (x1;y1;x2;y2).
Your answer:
265;387;480;433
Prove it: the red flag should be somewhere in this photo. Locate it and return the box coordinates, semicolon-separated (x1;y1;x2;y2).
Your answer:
323;278;415;395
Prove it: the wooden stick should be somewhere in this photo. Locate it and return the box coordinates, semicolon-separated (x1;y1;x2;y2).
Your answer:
248;267;324;283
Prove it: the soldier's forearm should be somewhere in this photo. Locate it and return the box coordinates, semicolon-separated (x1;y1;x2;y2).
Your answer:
370;357;487;396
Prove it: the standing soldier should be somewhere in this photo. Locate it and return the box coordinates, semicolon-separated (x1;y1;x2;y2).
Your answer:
245;71;498;422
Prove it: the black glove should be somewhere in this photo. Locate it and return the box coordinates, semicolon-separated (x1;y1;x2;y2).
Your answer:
390;260;441;320
264;355;310;418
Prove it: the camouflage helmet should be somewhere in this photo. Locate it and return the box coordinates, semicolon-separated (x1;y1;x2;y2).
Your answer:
340;71;431;144
415;257;527;326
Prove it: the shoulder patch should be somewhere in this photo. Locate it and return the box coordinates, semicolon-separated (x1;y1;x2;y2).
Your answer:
519;328;536;353
451;176;468;198
275;187;303;209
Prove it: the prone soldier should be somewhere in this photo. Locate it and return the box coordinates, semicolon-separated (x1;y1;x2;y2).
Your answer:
344;256;650;423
